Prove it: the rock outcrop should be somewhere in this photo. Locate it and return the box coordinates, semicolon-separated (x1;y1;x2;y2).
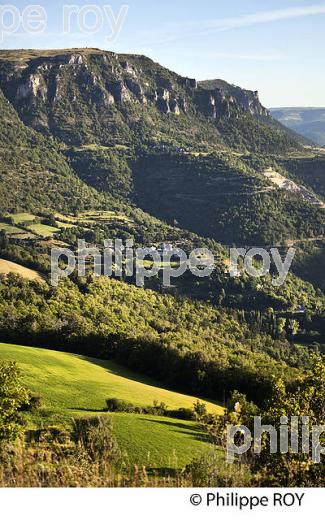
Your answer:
107;80;131;103
0;49;285;147
16;73;47;102
199;79;269;118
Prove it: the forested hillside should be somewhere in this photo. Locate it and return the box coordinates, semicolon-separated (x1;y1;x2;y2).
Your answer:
0;48;324;488
0;49;323;247
0;275;317;403
0;48;323;404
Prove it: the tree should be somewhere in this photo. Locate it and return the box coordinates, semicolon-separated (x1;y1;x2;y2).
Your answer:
0;361;29;444
251;356;325;486
193;400;207;420
197;358;325;486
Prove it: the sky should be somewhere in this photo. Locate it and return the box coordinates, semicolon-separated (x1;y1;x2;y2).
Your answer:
1;0;325;107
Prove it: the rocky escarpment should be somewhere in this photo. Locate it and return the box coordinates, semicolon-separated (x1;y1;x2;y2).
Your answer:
0;51;190;119
199;79;269;117
0;48;296;151
0;50;270;119
195;88;237;119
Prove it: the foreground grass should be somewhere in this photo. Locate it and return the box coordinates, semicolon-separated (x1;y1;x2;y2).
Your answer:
112;414;211;468
0;343;223;468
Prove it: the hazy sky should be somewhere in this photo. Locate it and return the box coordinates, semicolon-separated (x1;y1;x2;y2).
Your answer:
2;0;325;107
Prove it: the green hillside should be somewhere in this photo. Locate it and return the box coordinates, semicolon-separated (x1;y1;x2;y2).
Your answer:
0;343;222;468
0;91;212;249
132;151;325;245
0;91;107;215
281;154;325;199
0;49;323;247
0;49;323;390
1;275;321;404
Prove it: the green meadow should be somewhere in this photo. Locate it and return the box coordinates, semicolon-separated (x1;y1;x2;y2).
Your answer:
0;343;223;468
26;223;60;237
8;212;36;224
0;222;25;234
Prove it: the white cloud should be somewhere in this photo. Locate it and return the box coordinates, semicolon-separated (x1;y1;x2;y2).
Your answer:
202;4;325;32
140;4;325;45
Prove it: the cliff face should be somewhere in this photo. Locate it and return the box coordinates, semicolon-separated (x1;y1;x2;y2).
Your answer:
0;50;268;141
0;49;296;152
0;49;319;249
199;79;269;117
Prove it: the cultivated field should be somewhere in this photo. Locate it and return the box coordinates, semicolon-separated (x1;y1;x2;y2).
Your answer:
0;259;43;281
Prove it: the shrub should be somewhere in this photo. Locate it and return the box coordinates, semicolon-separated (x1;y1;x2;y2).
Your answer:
167;408;196;420
144;402;168;416
25;427;69;444
106;398;196;420
72;416;121;464
0;361;29;444
106;398;168;415
20;393;42;412
185;450;250;487
106;398;135;413
193;400;208;419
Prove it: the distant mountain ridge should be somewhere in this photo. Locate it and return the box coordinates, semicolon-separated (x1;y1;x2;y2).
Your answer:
270;107;325;146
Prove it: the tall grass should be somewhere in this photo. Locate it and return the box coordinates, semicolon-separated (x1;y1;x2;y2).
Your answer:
0;416;249;488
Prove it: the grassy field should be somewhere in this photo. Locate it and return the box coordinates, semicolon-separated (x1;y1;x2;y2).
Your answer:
0;343;223;468
55;221;76;229
0;222;25;234
26;223;60;237
8;212;36;224
10;232;38;239
0;259;43;281
0;213;38;239
111;413;210;468
78;210;132;224
0;215;60;239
